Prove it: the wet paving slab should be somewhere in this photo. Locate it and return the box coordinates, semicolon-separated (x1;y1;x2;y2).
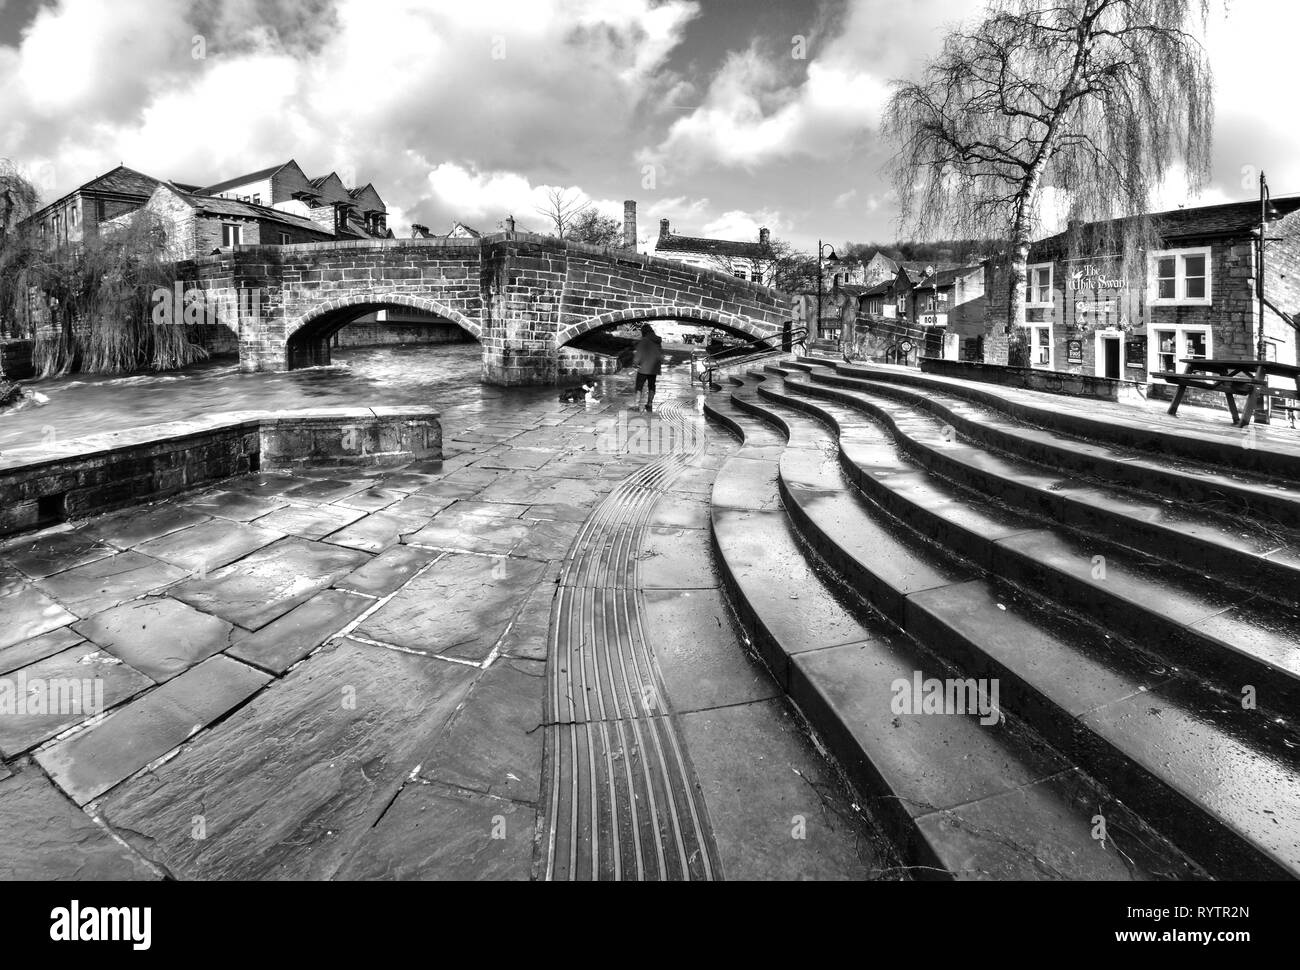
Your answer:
72;597;238;683
333;782;536;881
134;518;286;571
0;582;79;650
170;537;370;630
1;367;890;880
418;656;546;804
0;625;83;676
0;643;154;758
96;639;479;879
0;768;157;880
76;504;212;549
356;553;548;661
182;489;289;522
227;588;373;674
251;503;366;541
38;654;272;805
403;507;534;556
333;545;442;597
3;531;117;579
36;552;190;619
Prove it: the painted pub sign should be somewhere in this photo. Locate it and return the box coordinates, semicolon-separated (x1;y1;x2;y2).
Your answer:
1064;256;1141;333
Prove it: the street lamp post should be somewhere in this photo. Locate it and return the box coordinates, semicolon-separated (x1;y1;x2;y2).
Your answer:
1257;170;1271;362
815;240;838;342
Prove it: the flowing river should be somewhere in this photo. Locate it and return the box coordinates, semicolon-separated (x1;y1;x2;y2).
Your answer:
0;343;569;452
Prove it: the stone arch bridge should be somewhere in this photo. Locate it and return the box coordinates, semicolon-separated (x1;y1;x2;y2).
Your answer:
179;233;793;384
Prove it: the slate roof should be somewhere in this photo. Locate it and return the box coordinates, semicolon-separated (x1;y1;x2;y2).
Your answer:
656;232;771;260
81;165;163;198
170;188;331;235
26;166;163;225
198;163;286;195
1034;196;1300;255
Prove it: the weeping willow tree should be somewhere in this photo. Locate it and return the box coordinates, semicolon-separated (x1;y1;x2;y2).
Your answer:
0;161;41;359
883;0;1216;365
24;210;207;376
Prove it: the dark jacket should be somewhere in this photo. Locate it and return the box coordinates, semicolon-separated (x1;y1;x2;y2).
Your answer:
633;334;663;376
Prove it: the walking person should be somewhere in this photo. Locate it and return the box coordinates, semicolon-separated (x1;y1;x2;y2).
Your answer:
632;323;663;412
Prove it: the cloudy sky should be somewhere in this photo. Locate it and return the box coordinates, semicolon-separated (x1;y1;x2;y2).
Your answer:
2;0;1298;251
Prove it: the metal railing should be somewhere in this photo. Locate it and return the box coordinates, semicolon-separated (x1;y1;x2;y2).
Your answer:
693;326;808;386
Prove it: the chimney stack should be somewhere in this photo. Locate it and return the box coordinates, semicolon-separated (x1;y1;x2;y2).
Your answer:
623;200;637;249
759;227;770;247
505;214;516;233
659;218;670;239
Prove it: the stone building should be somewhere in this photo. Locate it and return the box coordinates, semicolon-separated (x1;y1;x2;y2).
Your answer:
652;218;775;284
197;160;391;240
23;165;163;249
126;182;336;259
23;159;393;251
981;196;1300;392
831;262;982;364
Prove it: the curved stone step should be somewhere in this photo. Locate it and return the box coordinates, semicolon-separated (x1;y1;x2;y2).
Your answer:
788;360;1300;544
704;381;1205;881
800;357;1300;499
777;366;1300;609
731;372;1300;880
760;368;1300;714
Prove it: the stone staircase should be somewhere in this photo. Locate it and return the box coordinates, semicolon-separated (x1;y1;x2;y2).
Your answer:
703;356;1300;880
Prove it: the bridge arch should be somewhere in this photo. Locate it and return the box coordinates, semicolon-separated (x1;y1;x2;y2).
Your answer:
284;294;483;369
555;306;782;349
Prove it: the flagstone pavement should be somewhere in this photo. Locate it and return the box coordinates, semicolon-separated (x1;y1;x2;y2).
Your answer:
0;368;895;881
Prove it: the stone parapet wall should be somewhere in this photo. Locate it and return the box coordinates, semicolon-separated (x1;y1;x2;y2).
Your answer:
921;357;1149;404
0;406;441;537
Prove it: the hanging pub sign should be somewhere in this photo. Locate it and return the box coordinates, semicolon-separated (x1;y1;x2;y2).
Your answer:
1066;339;1084;365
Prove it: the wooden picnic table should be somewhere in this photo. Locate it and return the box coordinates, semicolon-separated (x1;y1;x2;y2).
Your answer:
1154;358;1300;427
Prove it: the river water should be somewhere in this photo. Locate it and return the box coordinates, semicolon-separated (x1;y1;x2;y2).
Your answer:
0;344;568;452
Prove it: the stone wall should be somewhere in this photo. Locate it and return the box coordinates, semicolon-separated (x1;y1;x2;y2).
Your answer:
556;346;622;379
0;406;441;537
921;357;1149;403
329;322;471;348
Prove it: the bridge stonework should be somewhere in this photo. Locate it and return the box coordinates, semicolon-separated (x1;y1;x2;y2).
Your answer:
180;233;792;384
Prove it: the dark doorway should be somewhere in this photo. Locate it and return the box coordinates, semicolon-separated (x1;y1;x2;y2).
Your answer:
1102;337;1121;379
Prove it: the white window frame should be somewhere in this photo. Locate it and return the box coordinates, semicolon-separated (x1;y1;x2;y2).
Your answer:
1148;324;1213;375
222;223;243;248
1148;247;1212;306
1025;262;1054;308
1018;322;1053;368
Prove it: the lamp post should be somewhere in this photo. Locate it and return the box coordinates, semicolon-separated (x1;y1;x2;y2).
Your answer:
815;240;838;341
1257;170;1278;362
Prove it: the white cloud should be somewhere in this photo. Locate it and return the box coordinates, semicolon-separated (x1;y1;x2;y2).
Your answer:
0;0;700;214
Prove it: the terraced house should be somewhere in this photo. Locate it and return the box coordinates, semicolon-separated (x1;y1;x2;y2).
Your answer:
982;197;1300;395
653;218;775;284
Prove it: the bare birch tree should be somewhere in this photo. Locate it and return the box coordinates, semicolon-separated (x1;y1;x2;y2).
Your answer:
535;187;592;240
883;0;1215;362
